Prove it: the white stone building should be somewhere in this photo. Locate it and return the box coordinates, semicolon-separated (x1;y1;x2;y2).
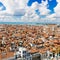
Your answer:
14;47;32;60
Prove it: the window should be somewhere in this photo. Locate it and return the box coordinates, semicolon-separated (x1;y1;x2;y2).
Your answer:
27;53;30;56
27;58;28;60
23;55;26;58
53;53;55;57
19;51;21;53
50;54;52;57
23;51;26;54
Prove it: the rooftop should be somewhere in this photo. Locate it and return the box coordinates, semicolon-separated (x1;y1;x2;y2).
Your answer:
0;24;60;60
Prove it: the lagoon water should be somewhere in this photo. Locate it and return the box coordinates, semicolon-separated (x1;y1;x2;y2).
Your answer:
0;22;60;25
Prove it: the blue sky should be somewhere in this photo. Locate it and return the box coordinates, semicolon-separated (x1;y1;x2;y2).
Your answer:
0;0;57;12
28;0;57;12
0;0;60;23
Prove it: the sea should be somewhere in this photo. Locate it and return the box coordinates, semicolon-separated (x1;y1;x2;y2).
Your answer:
0;22;60;25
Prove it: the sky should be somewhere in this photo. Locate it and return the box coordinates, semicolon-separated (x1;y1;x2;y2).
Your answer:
0;0;60;23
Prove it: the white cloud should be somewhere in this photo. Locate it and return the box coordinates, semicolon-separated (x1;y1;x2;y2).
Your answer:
44;0;60;23
54;0;60;12
20;0;51;22
53;0;60;22
0;0;28;15
46;14;56;20
31;2;39;10
0;0;60;23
